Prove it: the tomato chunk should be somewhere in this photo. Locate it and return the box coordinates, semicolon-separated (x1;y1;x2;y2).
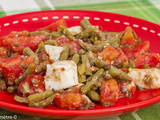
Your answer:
54;93;83;109
0;31;46;54
98;46;119;63
100;79;119;106
115;48;128;63
134;53;160;68
38;18;67;31
54;37;80;52
0;55;34;85
18;75;45;95
121;41;150;59
121;26;137;46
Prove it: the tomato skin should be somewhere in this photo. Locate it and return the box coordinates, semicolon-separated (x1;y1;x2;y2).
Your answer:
54;93;83;109
18;75;45;95
100;79;119;106
54;37;80;52
134;53;160;68
98;46;119;63
121;26;137;46
38;18;67;31
0;55;34;85
121;41;150;59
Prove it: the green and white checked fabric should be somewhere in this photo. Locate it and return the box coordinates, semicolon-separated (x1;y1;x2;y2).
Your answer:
0;0;160;120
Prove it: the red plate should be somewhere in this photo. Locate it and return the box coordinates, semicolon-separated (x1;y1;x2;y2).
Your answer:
0;10;160;119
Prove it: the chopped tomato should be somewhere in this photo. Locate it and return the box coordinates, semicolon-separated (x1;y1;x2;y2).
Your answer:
98;46;119;63
118;82;136;98
121;26;137;46
121;41;150;59
54;37;80;52
0;47;8;58
100;79;119;106
0;55;34;85
115;48;128;63
134;53;160;68
54;93;83;109
38;18;67;31
18;75;45;95
0;31;46;54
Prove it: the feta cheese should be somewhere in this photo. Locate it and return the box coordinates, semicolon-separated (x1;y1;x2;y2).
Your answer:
44;45;64;62
45;60;79;90
68;26;82;35
127;68;160;89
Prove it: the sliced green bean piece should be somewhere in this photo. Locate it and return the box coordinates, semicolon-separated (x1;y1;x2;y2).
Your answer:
122;60;128;68
14;95;29;103
10;53;19;57
29;94;56;108
28;90;54;102
23;47;39;64
36;42;45;54
108;67;131;81
58;25;75;41
87;90;100;101
26;30;50;36
44;40;57;46
15;64;35;85
80;19;92;30
60;44;70;60
76;27;95;39
81;69;104;94
22;82;31;94
78;74;86;83
7;86;17;93
52;31;61;38
81;55;92;75
78;63;86;75
72;53;80;64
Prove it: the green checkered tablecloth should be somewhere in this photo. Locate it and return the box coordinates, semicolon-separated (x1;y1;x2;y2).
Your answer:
0;0;160;120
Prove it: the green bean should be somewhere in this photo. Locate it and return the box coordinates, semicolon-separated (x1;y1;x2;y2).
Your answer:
87;90;100;101
108;66;131;81
14;95;29;103
44;40;57;46
78;74;86;83
0;79;6;91
72;53;80;64
58;25;75;41
86;75;93;82
52;31;61;38
81;55;92;75
23;47;39;64
80;19;92;30
7;86;17;93
10;53;19;57
60;44;70;60
81;69;104;94
29;94;56;108
28;90;54;102
36;42;45;54
76;27;95;39
15;64;35;85
78;64;86;75
22;82;31;94
26;30;50;36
